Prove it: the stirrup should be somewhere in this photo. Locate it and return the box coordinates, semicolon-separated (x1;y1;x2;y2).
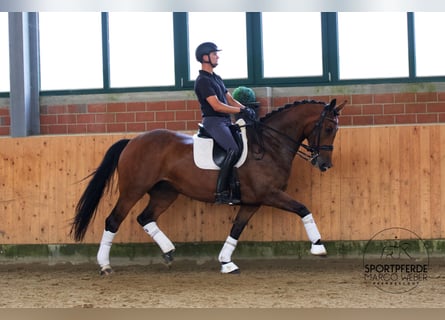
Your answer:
215;191;240;205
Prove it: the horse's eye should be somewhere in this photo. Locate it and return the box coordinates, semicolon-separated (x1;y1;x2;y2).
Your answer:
325;127;334;134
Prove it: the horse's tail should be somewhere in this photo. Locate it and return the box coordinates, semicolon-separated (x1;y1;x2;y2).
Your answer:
70;138;130;242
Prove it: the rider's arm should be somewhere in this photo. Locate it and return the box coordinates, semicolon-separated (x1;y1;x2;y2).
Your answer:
206;95;244;114
226;92;246;110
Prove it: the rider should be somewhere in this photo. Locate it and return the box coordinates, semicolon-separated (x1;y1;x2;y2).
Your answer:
194;42;252;205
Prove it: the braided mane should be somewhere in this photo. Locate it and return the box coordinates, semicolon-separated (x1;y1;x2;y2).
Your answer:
259;99;327;123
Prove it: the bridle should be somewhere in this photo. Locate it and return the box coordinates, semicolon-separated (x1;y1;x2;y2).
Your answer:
247;104;339;163
297;106;339;163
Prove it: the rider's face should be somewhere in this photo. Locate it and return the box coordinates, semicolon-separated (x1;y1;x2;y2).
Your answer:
208;51;219;66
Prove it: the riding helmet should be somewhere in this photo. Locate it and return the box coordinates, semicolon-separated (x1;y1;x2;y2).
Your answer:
195;42;222;63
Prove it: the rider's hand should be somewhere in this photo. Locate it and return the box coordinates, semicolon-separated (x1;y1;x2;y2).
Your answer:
240;107;257;121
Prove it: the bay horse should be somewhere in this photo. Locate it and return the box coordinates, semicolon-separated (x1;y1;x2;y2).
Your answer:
70;99;346;275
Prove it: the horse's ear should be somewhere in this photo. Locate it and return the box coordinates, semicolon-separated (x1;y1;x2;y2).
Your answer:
334;100;347;115
328;99;337;110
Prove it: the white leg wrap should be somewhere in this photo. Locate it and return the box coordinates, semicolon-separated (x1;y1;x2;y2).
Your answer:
97;230;116;268
143;222;175;253
218;236;238;263
302;214;321;243
302;214;327;256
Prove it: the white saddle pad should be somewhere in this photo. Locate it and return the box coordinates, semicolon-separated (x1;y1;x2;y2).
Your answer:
193;118;248;170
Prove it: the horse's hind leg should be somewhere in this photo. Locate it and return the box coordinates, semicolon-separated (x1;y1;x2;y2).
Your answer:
97;192;144;275
136;181;179;266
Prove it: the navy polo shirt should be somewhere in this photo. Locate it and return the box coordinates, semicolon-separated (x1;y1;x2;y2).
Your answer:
194;70;230;118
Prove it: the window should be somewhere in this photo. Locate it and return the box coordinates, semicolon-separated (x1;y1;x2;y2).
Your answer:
261;12;323;78
4;12;444;95
414;12;445;77
337;12;409;80
39;12;103;90
0;12;9;93
108;12;175;88
188;12;248;80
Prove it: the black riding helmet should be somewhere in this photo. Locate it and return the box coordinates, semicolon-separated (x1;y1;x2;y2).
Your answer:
195;42;221;67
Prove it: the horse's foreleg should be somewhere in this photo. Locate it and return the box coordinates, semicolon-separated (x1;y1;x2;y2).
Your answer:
136;182;179;266
265;191;327;256
302;213;327;255
219;205;260;274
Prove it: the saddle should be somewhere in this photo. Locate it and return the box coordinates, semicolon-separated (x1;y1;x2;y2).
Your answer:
193;119;248;204
192;118;248;170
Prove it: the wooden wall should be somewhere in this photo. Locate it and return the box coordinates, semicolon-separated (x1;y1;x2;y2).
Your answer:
1;124;444;245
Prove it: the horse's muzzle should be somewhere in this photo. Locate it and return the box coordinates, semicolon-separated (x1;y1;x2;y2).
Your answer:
311;157;332;172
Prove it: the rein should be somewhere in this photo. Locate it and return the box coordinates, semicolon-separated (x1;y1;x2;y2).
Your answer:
243;104;338;163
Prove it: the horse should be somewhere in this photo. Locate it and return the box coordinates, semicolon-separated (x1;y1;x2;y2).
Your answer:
70;98;346;275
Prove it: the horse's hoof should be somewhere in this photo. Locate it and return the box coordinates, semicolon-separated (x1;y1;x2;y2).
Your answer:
310;243;327;256
220;261;240;274
228;268;241;274
162;250;174;267
99;265;114;276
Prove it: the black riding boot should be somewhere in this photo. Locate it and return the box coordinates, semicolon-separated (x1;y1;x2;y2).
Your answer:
229;167;241;204
215;149;239;205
